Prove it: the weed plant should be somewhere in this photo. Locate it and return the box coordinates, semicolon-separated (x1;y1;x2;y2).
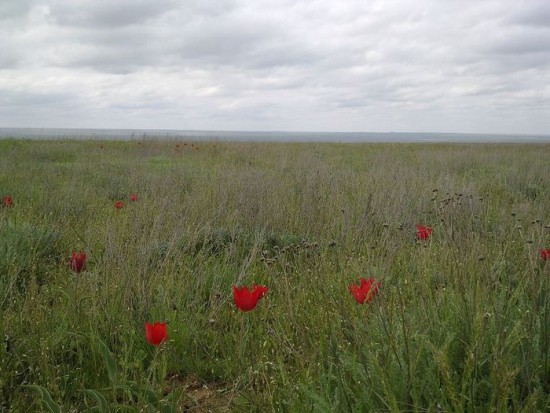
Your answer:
0;139;549;412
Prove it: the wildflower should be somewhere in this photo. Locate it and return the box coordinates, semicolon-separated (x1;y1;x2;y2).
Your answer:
349;277;380;304
416;224;433;240
115;201;124;209
69;251;86;273
145;322;168;346
233;284;268;312
541;249;550;261
2;195;13;207
130;194;138;202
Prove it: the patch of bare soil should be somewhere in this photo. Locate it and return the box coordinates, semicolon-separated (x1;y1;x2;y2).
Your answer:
165;374;239;412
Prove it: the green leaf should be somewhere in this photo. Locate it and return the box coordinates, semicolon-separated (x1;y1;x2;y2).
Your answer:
84;389;111;412
143;388;160;405
23;385;61;413
110;405;139;412
95;337;118;384
158;403;177;413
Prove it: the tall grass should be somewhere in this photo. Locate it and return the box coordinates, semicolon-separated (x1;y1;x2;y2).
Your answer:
0;139;548;411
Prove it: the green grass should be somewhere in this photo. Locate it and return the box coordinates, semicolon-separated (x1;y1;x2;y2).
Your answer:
0;139;549;412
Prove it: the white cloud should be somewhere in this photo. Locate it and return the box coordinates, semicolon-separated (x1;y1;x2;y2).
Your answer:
0;0;548;134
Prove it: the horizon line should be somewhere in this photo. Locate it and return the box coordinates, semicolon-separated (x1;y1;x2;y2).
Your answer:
1;126;549;138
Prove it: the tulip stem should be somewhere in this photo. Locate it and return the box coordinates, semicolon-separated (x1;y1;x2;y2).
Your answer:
238;315;245;362
148;346;162;386
71;273;78;312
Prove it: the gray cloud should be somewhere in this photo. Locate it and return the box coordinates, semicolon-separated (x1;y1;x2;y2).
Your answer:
0;0;548;134
507;0;550;28
0;1;34;21
48;0;177;28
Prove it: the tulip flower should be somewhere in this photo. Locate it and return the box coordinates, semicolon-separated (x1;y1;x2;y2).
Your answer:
69;251;86;273
541;249;550;261
114;201;124;209
416;224;433;240
349;277;380;304
233;284;268;312
145;321;168;346
2;195;13;207
130;193;138;202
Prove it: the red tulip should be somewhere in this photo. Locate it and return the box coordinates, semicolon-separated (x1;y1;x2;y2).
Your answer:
69;251;86;273
416;224;433;240
130;194;138;202
541;249;550;261
349;277;380;304
114;201;124;209
233;284;268;312
2;195;13;207
145;321;168;346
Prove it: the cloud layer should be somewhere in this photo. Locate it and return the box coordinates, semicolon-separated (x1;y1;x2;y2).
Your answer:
1;0;549;134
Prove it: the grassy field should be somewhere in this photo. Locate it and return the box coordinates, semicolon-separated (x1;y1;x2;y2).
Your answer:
0;139;549;412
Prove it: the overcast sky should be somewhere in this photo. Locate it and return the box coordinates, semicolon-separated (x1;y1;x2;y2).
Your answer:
0;0;549;134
